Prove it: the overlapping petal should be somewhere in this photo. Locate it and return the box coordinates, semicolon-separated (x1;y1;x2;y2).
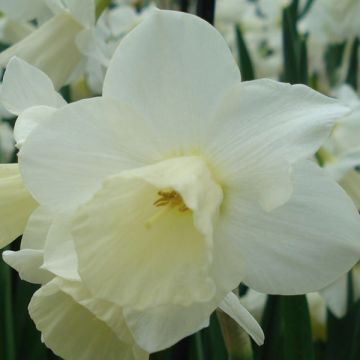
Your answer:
219;292;264;345
19;97;158;212
0;57;65;115
29;278;148;360
216;161;360;295
0;164;37;248
204;79;349;210
2;207;53;283
0;13;84;89
42;216;79;281
103;9;240;154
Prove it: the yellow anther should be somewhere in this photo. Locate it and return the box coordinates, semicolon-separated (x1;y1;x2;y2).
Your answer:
145;190;190;229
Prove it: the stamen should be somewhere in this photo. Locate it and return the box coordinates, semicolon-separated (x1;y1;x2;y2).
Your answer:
145;190;190;229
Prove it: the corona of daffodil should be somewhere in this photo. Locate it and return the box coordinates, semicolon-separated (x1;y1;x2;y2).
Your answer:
2;9;360;355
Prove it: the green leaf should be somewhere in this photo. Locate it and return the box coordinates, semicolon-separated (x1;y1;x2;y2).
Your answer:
179;0;189;12
196;0;216;25
15;281;48;360
282;7;299;84
0;248;16;360
349;300;360;360
201;314;228;360
298;0;315;19
298;36;309;85
325;43;346;86
254;295;284;360
254;296;315;360
235;25;255;81
326;271;360;360
281;296;315;360
345;37;359;90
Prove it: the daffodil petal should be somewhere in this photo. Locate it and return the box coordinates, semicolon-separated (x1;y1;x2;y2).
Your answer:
204;79;349;186
103;9;240;153
2;249;52;284
338;170;360;209
72;157;222;309
21;206;52;249
29;278;148;360
0;57;65;115
0;0;46;22
42;216;79;281
2;206;53;284
19;97;159;212
0;164;37;248
64;0;95;28
219;292;264;346
14;105;57;148
0;13;83;89
124;302;212;352
218;160;360;295
320;274;347;318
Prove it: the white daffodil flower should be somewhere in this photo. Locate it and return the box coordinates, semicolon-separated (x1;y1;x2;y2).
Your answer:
4;203;264;352
302;0;360;44
320;85;360;208
77;2;156;94
0;0;96;89
6;9;360;351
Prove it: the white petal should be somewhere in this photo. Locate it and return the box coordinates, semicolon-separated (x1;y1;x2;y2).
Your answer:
321;274;347;318
217;160;360;295
219;292;264;346
72;157;222;309
0;13;84;89
2;249;52;284
338;170;360;209
0;164;37;248
21;206;53;250
76;28;110;67
19;97;159;212
204;79;348;175
29;278;148;360
2;206;54;284
14;106;57;148
64;0;95;27
324;151;360;181
1;57;65;115
42;216;79;281
0;18;34;44
124;302;212;352
103;9;240;152
0;0;47;22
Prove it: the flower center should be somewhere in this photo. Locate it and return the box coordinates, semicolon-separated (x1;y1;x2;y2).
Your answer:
154;190;189;211
145;189;190;229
